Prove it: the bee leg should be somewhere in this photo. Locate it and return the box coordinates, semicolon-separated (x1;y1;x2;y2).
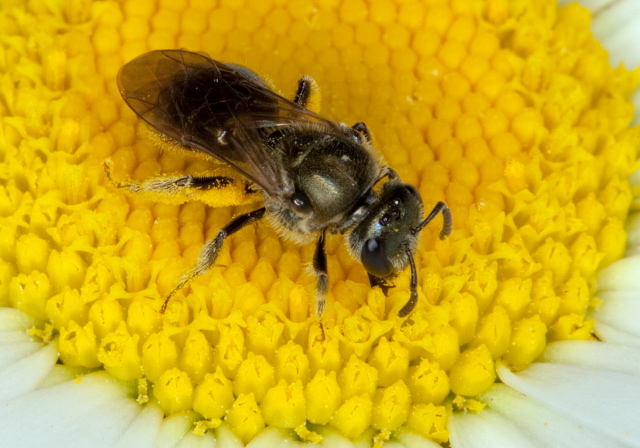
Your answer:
367;272;391;296
106;161;236;196
294;75;317;107
397;248;419;318
414;201;452;239
174;175;234;190
312;230;328;317
352;122;372;143
161;207;266;313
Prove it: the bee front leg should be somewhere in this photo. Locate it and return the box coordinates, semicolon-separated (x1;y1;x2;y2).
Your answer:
397;249;419;318
161;207;266;313
312;230;328;317
367;272;391;296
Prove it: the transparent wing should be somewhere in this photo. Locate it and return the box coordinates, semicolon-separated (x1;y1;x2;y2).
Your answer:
117;49;344;199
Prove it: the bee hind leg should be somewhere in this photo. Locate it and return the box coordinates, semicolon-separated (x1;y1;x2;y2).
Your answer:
161;207;266;313
105;161;236;199
312;230;328;318
294;75;313;107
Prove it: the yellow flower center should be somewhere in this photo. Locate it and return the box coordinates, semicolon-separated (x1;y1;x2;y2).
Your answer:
1;0;638;445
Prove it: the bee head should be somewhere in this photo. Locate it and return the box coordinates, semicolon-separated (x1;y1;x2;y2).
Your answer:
349;182;424;278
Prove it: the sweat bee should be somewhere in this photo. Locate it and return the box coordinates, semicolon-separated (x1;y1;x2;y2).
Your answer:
115;49;452;317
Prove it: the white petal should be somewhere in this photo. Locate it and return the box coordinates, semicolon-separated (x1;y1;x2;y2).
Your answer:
247;427;358;448
215;425;246;448
479;384;624;448
394;429;442;448
594;320;640;347
155;413;217;448
0;307;35;331
594;255;640;345
498;363;640;446
154;413;197;448
0;343;58;402
318;428;358;448
117;404;164;448
0;371;163;448
589;0;640;67
541;340;640;375
0;308;58;402
174;432;217;448
592;290;640;340
595;254;640;291
449;406;538;448
247;428;299;447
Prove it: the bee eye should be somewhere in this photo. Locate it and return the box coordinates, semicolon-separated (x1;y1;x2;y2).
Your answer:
361;238;393;277
379;207;401;226
405;185;420;199
290;191;312;213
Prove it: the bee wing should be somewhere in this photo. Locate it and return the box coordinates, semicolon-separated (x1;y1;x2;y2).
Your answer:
117;49;343;199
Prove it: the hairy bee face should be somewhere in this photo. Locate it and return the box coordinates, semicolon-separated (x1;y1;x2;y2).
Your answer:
349;182;424;278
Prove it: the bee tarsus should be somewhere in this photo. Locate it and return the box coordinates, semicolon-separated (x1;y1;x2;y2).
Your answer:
161;207;267;313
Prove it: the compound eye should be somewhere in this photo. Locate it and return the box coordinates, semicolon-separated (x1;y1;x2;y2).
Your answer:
361;238;394;277
405;184;420;200
290;191;312;214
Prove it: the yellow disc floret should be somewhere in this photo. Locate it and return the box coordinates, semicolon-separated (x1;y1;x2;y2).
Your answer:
1;0;639;446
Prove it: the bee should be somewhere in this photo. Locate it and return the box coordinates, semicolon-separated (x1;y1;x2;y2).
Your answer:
116;49;452;318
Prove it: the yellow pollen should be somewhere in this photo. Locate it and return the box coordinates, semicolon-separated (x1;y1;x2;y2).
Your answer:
1;0;639;445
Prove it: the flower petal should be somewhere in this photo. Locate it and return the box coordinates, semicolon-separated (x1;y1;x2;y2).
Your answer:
120;405;164;448
593;256;640;345
0;371;163;448
593;321;640;347
245;427;359;448
541;340;640;374
592;291;640;342
393;430;442;448
471;384;624;448
0;343;58;402
590;0;640;66
0;308;58;402
498;362;640;446
214;426;246;448
596;254;640;291
569;0;640;66
0;307;36;332
449;406;538;448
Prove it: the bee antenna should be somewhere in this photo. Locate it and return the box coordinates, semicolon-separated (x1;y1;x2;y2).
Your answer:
412;201;452;239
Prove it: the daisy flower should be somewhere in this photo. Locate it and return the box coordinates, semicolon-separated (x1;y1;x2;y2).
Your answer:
1;0;639;447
